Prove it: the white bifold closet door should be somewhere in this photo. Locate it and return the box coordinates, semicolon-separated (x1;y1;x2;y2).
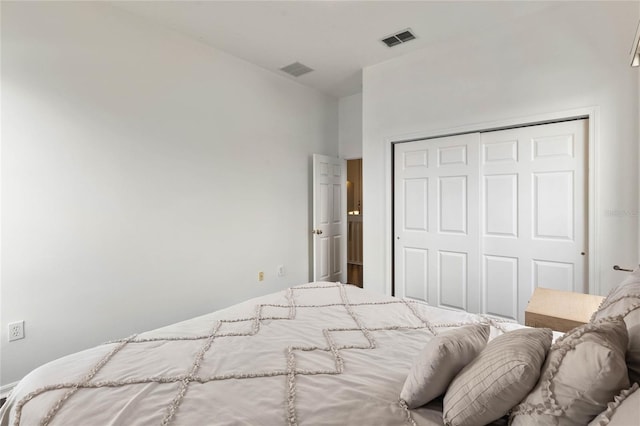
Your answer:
394;119;587;323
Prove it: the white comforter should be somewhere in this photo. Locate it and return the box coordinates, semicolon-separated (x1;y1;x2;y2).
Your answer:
1;282;525;426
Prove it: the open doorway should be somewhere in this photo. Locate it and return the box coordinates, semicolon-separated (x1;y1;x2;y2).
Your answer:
347;159;363;287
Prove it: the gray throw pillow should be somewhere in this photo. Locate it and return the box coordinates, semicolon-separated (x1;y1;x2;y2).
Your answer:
591;267;640;384
588;383;639;426
511;317;630;426
443;327;552;426
400;323;490;408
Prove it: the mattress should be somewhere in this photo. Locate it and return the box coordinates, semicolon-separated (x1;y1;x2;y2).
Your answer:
0;282;526;426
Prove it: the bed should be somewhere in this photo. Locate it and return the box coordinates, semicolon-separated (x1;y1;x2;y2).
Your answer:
1;280;638;426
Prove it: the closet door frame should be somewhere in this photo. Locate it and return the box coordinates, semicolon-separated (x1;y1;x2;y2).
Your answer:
386;107;599;298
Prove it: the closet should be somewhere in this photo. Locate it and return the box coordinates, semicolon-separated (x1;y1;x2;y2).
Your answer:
394;119;587;323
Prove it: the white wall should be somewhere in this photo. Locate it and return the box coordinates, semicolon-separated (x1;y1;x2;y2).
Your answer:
338;93;363;159
362;2;640;296
1;2;338;386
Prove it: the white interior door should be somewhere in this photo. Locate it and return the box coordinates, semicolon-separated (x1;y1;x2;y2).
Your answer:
480;119;587;322
394;133;480;312
313;154;347;283
394;119;587;323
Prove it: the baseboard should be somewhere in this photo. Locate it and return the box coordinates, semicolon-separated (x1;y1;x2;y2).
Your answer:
0;382;18;399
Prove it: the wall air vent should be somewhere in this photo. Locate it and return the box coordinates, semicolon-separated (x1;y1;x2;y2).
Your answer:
280;62;314;77
381;29;416;48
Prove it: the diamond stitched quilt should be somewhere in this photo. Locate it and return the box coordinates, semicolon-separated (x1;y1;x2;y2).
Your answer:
0;282;522;426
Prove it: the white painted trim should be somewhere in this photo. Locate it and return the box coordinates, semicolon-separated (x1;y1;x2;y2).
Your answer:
1;381;18;399
385;106;600;296
587;109;600;295
383;139;393;295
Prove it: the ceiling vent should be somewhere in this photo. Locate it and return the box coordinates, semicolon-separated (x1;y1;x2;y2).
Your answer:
381;29;416;48
280;62;314;77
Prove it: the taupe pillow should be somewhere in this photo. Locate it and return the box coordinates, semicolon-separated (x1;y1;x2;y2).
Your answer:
588;383;639;426
400;323;490;408
592;267;640;384
511;317;630;426
442;327;552;426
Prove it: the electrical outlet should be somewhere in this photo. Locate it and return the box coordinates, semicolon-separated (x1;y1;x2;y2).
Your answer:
258;271;264;281
8;321;24;342
277;265;285;277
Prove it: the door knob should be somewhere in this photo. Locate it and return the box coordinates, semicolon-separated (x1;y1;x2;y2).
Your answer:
613;265;633;272
312;229;323;235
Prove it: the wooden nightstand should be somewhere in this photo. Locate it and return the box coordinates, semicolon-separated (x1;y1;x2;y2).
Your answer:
525;288;605;332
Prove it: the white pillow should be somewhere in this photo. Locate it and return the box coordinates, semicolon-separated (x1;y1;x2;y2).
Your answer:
442;327;552;426
511;317;630;426
400;323;489;408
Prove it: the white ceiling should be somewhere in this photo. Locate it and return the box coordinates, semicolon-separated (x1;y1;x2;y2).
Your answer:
113;1;559;98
